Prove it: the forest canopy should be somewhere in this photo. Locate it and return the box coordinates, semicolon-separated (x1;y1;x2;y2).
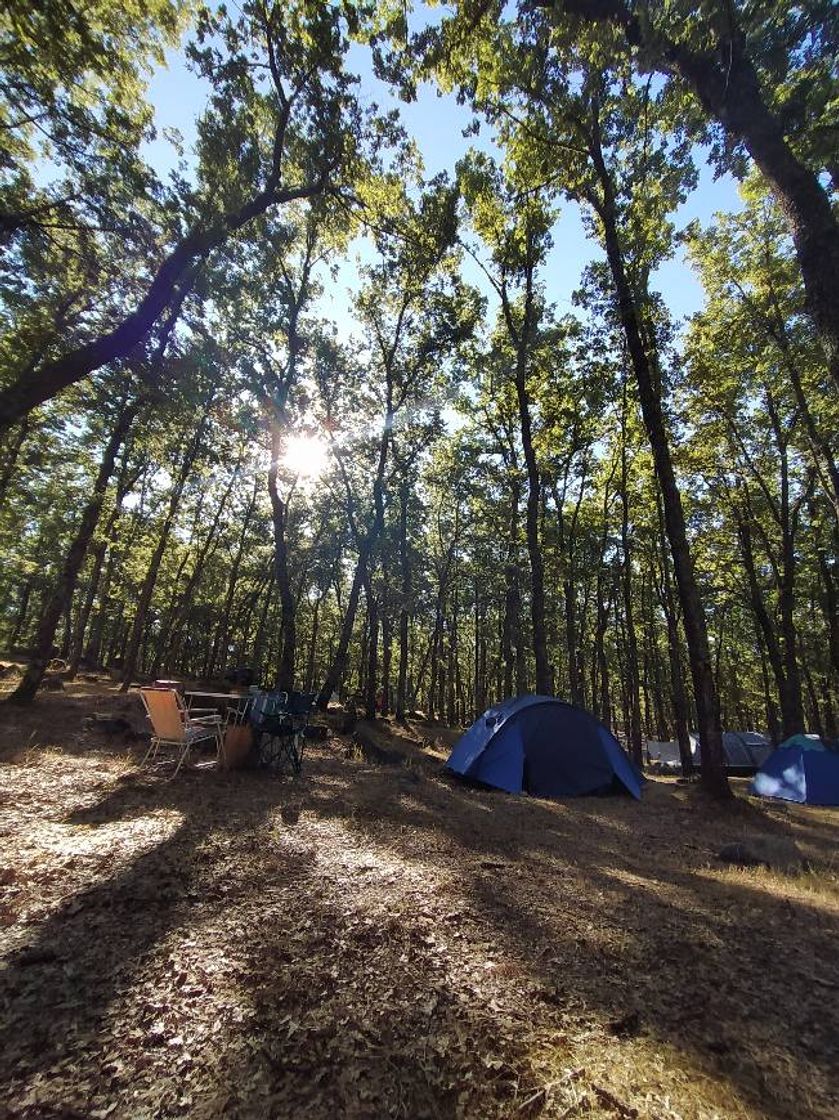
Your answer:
1;0;838;800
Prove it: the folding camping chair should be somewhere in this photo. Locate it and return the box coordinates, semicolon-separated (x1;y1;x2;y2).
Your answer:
139;688;224;778
250;691;315;776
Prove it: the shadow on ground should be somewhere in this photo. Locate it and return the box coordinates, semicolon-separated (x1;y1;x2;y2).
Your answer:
1;710;838;1118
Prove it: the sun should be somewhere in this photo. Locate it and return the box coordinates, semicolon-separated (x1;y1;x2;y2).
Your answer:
281;433;329;479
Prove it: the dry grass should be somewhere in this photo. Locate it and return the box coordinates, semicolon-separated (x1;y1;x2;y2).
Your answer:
1;692;838;1119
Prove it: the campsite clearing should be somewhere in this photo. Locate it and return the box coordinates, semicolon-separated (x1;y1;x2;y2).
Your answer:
1;686;838;1120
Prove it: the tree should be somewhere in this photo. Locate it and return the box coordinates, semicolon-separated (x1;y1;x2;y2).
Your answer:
0;0;365;431
7;383;140;701
420;15;730;790
527;0;839;391
458;153;556;694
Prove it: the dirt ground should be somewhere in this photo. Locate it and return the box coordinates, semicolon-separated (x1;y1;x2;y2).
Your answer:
1;683;838;1120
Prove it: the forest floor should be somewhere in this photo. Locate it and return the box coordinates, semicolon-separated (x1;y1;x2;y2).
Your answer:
1;681;838;1120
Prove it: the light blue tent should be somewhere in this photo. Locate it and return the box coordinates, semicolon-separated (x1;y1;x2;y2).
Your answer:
446;696;643;800
751;738;839;805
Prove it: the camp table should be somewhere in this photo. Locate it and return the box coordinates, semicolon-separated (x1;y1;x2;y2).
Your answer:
183;691;252;727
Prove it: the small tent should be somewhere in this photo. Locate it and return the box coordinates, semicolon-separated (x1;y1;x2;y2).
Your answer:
751;738;839;805
446;695;643;800
694;730;772;774
646;738;698;772
646;740;682;771
777;733;832;753
724;730;773;771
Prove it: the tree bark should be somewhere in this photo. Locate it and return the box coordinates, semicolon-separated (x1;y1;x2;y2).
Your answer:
502;479;523;697
381;609;392;717
268;424;298;692
0;416;30;510
655;494;694;775
304;591;322;692
209;479;259;679
364;590;379;720
150;458;241;677
9;580;32;649
317;395;391;709
619;400;643;766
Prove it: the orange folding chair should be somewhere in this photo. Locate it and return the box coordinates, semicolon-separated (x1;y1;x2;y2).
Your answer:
139;688;223;777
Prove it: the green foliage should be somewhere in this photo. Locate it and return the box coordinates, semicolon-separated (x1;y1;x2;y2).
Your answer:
0;2;836;742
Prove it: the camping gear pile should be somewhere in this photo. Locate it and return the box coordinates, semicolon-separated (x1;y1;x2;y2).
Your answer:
249;690;316;775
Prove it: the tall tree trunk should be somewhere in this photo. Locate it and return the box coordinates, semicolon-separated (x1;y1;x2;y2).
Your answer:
801;657;823;738
735;504;792;727
68;540;109;678
447;590;458;725
587;124;729;796
593;468;616;726
656;494;694;775
317;396;390;709
515;355;550;693
305;591;322;693
268;424;298;692
364;589;379;720
9;401;137;702
210;480;259;679
381;609;392;717
251;578;275;683
818;548;839;699
773;417;806;736
151;455;242;677
563;579;581;704
120;420;205;689
473;577;486;717
9;581;32;648
501;478;523;697
0;416;30;510
317;547;368;709
396;483;411;721
619;411;643;766
68;450;141;679
594;590;611;726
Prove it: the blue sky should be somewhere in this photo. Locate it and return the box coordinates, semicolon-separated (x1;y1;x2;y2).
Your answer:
144;17;744;339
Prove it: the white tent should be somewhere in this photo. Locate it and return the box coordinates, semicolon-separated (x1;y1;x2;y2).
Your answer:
646;739;693;772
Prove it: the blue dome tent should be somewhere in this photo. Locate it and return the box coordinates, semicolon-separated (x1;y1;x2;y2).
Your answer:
446;696;643;800
751;737;839;806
